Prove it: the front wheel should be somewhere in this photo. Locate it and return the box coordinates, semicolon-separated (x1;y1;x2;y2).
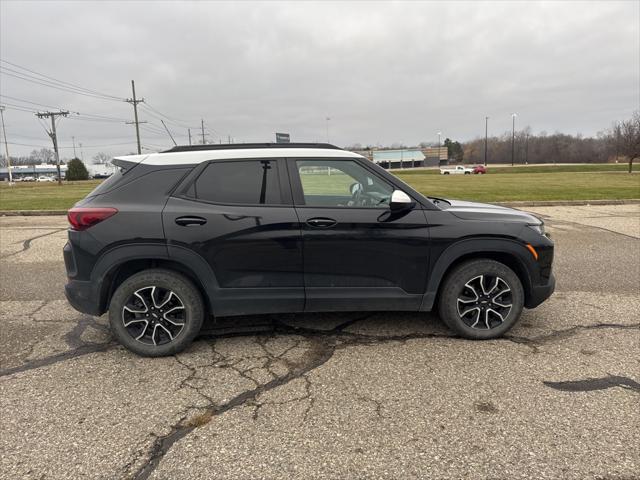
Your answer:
438;259;524;339
109;269;204;356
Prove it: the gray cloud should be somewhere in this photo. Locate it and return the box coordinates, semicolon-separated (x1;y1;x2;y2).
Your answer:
1;0;638;158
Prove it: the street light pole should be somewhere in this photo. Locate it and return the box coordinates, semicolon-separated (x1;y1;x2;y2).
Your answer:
484;117;489;166
325;117;331;143
511;113;517;166
437;131;442;164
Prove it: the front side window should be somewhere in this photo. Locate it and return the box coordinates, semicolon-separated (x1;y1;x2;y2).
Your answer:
296;159;393;208
191;160;281;205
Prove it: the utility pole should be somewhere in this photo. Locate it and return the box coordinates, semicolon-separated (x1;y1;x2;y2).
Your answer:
437;131;442;164
188;128;192;146
201;119;206;145
79;142;84;161
525;133;529;165
484;116;489;166
35;110;69;185
0;106;14;183
72;136;77;158
511;113;517;166
125;80;145;154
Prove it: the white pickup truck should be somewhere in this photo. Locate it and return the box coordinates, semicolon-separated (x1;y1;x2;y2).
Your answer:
440;165;474;175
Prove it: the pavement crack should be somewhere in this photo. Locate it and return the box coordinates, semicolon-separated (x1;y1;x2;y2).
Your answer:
0;315;114;377
503;322;640;351
132;336;336;480
543;375;640;393
0;228;66;259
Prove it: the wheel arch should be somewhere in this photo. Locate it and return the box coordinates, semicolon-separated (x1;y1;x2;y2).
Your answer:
421;238;535;311
91;244;217;314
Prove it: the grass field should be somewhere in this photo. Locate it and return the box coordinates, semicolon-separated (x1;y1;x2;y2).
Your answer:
0;180;101;210
0;165;638;211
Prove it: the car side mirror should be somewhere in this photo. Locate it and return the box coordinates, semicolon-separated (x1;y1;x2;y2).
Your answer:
389;190;414;211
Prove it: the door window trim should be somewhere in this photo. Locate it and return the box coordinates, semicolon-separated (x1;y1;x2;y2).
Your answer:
173;157;293;207
286;157;398;210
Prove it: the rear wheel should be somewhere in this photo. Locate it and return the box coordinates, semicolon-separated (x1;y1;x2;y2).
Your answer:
109;269;204;356
438;259;524;339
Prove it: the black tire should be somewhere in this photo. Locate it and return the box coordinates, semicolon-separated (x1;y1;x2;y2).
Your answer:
437;259;524;339
109;269;204;356
444;172;450;175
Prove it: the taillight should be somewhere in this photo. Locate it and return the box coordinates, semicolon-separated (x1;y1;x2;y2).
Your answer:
67;207;118;231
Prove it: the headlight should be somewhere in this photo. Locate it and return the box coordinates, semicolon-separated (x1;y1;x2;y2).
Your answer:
528;223;545;236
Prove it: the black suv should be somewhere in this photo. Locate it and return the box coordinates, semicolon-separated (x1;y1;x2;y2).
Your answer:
64;143;554;356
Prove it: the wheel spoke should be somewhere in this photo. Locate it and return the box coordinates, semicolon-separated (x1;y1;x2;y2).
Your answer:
460;306;480;318
158;323;174;340
470;308;481;328
133;291;150;312
156;291;175;309
124;305;147;314
135;321;150;340
124;318;147;327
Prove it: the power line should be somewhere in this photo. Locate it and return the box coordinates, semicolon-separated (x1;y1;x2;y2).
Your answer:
0;60;125;101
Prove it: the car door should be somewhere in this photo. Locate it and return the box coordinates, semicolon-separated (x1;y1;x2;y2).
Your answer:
288;157;430;312
163;158;304;316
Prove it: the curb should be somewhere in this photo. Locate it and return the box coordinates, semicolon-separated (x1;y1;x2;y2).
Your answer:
0;210;68;216
495;199;640;207
1;199;639;216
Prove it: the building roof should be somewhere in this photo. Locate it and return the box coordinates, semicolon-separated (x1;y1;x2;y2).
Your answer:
372;149;425;162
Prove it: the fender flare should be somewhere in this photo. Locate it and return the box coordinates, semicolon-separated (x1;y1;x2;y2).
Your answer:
420;237;535;311
90;243;219;312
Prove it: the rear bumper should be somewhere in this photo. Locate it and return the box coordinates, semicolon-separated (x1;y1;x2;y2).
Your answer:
525;272;555;309
65;279;104;316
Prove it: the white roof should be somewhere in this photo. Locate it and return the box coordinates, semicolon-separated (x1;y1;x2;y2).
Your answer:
115;148;364;166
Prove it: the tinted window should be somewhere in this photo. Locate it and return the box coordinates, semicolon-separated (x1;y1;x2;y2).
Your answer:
296;159;393;208
192;160;281;205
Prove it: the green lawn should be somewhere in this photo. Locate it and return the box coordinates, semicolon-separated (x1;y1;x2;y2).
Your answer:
0;180;102;210
394;170;640;202
0;165;638;211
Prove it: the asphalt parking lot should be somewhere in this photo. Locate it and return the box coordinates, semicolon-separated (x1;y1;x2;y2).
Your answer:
1;204;639;480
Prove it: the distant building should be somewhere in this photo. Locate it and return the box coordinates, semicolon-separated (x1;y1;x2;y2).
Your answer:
350;147;449;169
0;164;67;181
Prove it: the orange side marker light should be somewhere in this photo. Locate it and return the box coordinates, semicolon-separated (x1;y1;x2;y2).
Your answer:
526;244;539;260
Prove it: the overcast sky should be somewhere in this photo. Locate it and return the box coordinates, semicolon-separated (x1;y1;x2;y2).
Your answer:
1;0;638;159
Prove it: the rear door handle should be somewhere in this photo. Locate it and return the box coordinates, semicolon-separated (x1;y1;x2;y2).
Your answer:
175;216;207;227
306;217;337;228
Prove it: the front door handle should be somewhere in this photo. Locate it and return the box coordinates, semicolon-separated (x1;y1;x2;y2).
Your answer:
175;216;207;227
306;217;337;228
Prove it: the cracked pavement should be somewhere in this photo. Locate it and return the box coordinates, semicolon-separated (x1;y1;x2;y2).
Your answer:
0;204;639;479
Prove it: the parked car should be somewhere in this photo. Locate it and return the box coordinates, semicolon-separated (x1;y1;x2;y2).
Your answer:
21;176;35;182
473;165;487;174
64;143;555;356
37;176;55;182
440;165;475;175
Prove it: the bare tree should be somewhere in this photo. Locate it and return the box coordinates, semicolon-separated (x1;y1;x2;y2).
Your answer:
616;111;640;173
30;148;54;164
92;152;110;164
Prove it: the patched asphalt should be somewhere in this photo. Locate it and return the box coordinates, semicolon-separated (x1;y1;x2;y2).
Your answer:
0;205;638;479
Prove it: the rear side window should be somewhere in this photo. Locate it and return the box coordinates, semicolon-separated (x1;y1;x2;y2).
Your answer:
191;160;282;205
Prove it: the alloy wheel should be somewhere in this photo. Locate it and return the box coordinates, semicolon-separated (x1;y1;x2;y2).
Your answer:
456;275;513;330
121;286;186;346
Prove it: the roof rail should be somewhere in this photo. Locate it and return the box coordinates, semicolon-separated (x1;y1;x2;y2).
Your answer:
162;143;342;153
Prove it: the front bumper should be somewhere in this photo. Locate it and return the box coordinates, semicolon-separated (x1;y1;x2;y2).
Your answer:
525;272;556;309
65;279;104;316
